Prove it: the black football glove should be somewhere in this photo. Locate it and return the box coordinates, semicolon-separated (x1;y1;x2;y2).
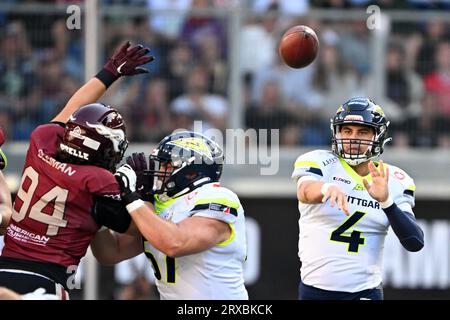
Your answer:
126;152;153;200
114;164;141;206
103;41;155;77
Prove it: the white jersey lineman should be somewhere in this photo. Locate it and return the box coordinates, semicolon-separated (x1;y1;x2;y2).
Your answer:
292;150;416;293
143;183;248;300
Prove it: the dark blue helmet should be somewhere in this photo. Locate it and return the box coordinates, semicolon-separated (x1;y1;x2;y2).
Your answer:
331;97;391;165
147;131;224;198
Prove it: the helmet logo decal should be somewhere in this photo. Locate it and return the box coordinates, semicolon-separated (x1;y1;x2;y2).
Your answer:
69;126;84;139
168;137;213;160
373;105;385;116
86;122;125;152
69;126;101;150
343;115;364;121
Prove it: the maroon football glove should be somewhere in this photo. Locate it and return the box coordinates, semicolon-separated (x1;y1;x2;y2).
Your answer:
103;41;155;77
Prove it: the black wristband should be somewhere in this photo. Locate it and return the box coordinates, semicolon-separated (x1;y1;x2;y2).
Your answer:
95;68;119;88
121;192;141;206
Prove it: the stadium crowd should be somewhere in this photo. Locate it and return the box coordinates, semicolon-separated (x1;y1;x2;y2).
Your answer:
0;0;450;148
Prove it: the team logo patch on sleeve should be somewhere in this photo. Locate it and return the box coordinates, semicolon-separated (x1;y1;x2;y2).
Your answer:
191;202;238;217
209;203;235;215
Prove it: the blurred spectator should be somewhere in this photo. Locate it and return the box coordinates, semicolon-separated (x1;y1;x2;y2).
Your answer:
0;21;34;100
103;18;169;77
171;65;227;132
408;0;450;9
402;93;444;148
240;16;277;79
309;39;369;145
0;21;36;140
50;19;83;81
252;0;310;15
131;78;174;142
339;20;370;75
198;33;227;95
180;0;227;59
166;41;194;100
416;20;448;76
251;57;317;108
424;41;450;116
374;0;410;9
312;41;367;111
245;80;295;145
383;42;423;125
312;0;351;8
147;0;192;40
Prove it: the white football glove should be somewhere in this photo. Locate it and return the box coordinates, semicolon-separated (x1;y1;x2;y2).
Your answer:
115;164;143;210
115;164;137;194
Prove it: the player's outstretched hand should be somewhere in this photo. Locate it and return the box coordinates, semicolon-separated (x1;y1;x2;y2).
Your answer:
104;41;155;77
126;152;152;198
322;183;349;216
115;164;137;196
363;160;389;203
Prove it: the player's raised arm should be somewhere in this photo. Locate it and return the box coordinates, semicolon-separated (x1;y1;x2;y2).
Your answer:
52;41;154;123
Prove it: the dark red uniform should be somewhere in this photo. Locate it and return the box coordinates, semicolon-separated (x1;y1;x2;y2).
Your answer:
0;124;121;294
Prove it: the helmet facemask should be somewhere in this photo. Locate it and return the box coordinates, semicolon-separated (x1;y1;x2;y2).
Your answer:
146;131;224;199
148;153;182;195
331;121;391;166
331;97;392;166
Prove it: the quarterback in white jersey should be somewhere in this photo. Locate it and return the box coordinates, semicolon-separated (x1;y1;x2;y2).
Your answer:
92;131;248;300
292;97;424;300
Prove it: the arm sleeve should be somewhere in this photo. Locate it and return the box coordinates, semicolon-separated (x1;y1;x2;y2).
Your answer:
91;196;131;233
384;203;424;252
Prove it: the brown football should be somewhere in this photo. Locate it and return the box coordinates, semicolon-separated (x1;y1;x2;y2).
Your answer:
279;25;319;69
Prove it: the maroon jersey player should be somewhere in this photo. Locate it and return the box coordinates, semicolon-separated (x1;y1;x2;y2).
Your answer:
0;41;154;299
